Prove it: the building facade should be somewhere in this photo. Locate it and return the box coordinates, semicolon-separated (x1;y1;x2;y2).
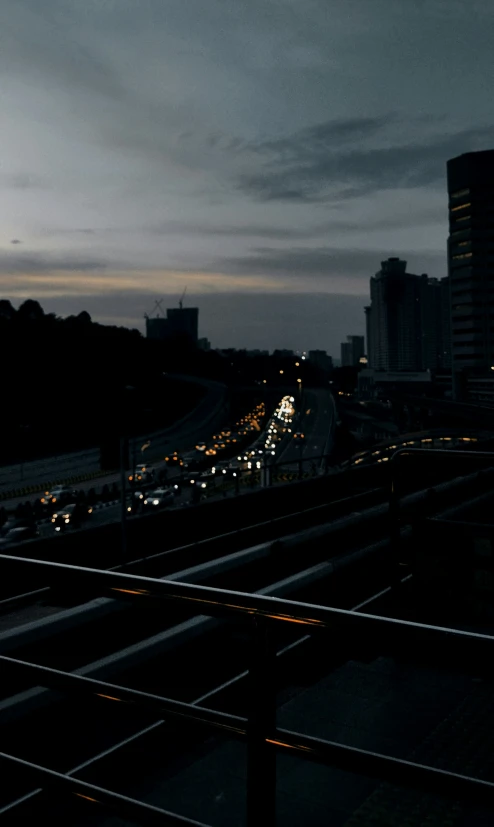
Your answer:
146;306;199;344
308;350;333;372
447;150;494;398
366;258;450;372
340;336;365;367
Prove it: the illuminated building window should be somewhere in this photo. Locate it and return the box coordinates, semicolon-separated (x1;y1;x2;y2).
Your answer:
450;189;470;199
457;241;471;247
455;215;471;222
450;202;472;212
452;253;473;260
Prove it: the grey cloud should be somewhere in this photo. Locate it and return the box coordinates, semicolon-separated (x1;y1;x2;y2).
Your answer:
10;239;22;244
0;2;129;106
238;121;494;202
0;252;108;274
0;173;48;190
212;246;447;280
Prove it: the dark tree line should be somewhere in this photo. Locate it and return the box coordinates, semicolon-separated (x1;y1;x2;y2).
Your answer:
0;300;205;463
0;299;328;464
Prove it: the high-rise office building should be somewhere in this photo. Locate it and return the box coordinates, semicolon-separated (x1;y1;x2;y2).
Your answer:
340;336;365;367
146;305;199;344
447;150;494;398
366;259;450;373
308;350;333;372
367;258;423;371
420;276;451;371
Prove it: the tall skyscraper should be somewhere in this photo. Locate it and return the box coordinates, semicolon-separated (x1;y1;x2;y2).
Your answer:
366;258;450;372
367;258;423;371
447;150;494;398
340;335;365;367
420;276;451;371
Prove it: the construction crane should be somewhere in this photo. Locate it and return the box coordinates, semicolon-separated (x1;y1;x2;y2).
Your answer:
144;299;165;321
179;287;187;310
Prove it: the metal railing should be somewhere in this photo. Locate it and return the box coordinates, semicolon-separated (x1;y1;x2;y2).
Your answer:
388;448;494;580
2;554;494;825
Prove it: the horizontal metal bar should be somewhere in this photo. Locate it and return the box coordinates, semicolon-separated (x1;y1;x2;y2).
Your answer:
0;654;247;739
5;656;494;812
390;446;494;469
273;727;494;807
0;751;211;827
1;555;494;661
0;720;164;816
0;586;50;612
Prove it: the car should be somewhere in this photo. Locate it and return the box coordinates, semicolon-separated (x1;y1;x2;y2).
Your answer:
165;452;184;467
211;461;238;479
293;432;305;440
126;489;145;514
195;442;207;452
52;502;93;532
0;517;38;538
0;525;40;546
182;454;201;471
143;488;174;509
128;463;154;483
40;486;79;506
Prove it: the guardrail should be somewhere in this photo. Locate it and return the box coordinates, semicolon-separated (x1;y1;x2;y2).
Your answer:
2;555;494;825
389;448;494;583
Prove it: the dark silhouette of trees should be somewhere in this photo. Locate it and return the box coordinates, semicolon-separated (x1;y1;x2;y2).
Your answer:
0;299;327;464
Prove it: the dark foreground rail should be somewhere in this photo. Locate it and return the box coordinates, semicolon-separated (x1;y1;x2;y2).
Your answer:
3;554;494;825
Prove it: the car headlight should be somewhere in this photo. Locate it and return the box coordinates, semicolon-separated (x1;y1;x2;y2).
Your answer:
64;518;70;524
55;526;61;532
200;482;207;488
144;500;148;505
153;499;159;505
127;506;132;512
222;469;227;474
173;484;178;490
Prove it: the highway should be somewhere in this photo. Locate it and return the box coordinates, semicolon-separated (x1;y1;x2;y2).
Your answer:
0;375;227;493
277;387;335;468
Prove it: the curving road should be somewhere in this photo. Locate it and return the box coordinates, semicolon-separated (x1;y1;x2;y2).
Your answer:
0;376;227;493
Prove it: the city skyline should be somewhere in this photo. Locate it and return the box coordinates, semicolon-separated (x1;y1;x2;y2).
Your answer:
1;1;494;348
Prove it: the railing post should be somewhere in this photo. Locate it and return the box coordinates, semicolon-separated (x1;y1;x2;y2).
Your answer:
247;616;276;827
389;459;401;589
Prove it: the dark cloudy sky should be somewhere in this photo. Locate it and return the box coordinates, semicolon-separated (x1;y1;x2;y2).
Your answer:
1;0;494;356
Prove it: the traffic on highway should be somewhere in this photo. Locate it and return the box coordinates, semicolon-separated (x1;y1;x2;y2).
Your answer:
0;391;328;546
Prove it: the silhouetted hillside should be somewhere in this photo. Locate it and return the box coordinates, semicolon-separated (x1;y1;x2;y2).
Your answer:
0;300;327;462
